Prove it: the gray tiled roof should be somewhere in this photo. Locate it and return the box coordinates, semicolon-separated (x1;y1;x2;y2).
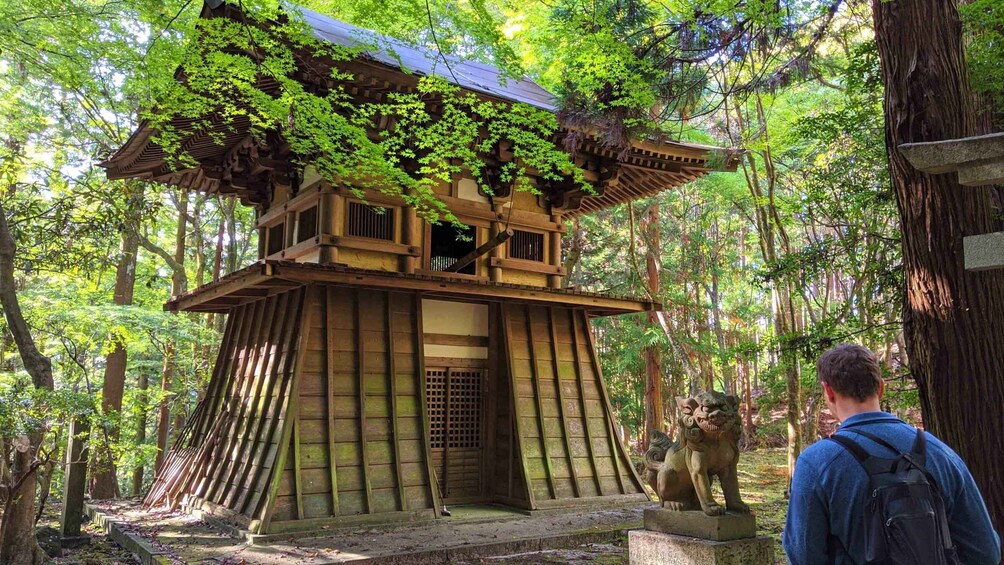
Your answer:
294;5;556;111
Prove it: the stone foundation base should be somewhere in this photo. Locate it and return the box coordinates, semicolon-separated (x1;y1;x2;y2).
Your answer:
628;529;775;565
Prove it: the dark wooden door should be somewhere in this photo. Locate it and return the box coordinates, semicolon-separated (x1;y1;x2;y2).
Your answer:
427;366;486;504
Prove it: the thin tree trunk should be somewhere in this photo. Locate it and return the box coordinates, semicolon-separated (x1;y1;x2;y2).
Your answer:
561;216;584;288
643;203;664;449
0;193;53;564
155;190;188;472
873;0;1004;535
90;224;139;499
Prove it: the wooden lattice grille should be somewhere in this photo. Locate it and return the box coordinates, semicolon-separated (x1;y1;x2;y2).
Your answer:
426;368;482;450
347;202;394;240
509;229;544;261
447;370;482;449
427;369;448;449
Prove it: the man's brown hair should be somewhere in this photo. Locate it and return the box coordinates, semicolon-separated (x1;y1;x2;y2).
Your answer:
816;343;883;402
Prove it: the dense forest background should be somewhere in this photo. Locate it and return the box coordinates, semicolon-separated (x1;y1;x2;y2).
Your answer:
0;0;1002;561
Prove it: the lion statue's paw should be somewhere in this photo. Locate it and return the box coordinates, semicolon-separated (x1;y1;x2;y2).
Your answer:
728;501;751;514
702;503;726;516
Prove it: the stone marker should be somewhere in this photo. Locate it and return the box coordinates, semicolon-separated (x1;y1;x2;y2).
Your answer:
60;418;90;547
629;391;773;565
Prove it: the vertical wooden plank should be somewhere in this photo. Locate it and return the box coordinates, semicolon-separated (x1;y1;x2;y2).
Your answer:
548;307;580;498
221;292;289;508
198;298;264;500
239;288;304;516
293;419;304;520
501;304;537;509
356;289;373;513
579;310;646;494
190;307;240;444
482;312;498;500
229;292;295;510
256;286;315;533
325;286;340;516
387;293;407;511
568;308;603;496
525;305;556;500
416;297;443;518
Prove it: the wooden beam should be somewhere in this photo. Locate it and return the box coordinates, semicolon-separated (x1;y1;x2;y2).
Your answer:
388;293;407;511
257;286;314;532
573;310;623;495
500;304;537;509
444;229;513;273
548;307;580;498
356;289;373;513
568;308;603;496
525;305;557;500
489;257;566;276
579;310;646;494
325;287;340;516
415;296;443;518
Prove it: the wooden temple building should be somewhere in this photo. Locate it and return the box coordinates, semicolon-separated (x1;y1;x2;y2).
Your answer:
100;1;738;536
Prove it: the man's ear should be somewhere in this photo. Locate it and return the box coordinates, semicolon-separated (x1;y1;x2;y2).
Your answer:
821;381;837;404
877;379;886;401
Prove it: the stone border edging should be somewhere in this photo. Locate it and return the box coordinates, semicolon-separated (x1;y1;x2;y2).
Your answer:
84;503;173;565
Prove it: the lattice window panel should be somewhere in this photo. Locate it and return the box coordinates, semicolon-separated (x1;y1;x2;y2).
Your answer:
425;368;482;450
347;201;394;241
448;370;482;449
426;369;447;449
509;229;544;262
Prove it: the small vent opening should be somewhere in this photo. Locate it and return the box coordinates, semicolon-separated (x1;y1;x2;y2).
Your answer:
297;205;318;243
267;223;285;256
509;230;544;262
347;202;394;241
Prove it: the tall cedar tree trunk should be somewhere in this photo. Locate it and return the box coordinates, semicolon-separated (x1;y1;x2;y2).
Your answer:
90;212;140;499
643;203;663;450
0;197;53;564
873;0;1004;535
155;190;188;472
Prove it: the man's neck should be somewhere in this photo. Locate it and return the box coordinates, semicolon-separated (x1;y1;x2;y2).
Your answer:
833;398;882;424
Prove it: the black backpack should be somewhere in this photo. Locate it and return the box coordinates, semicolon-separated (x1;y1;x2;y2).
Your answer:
827;427;960;565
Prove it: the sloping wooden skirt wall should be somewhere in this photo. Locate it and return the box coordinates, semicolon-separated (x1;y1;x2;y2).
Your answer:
501;304;647;508
146;286;645;535
145;285;438;534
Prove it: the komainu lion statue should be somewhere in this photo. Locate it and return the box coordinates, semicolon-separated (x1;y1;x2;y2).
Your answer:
643;391;750;516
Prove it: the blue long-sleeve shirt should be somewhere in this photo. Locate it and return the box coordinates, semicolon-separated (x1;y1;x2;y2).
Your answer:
783;411;1001;565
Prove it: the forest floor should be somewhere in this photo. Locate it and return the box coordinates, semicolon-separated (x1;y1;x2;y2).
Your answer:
44;448;789;564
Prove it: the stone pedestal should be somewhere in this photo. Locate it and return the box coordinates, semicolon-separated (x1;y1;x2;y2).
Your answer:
629;508;774;565
629;529;775;565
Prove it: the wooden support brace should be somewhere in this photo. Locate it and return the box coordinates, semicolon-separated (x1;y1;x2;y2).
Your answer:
526;305;557;499
548;307;580;498
444;228;514;273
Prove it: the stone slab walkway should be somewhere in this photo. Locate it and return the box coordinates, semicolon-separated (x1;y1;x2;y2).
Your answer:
87;499;644;564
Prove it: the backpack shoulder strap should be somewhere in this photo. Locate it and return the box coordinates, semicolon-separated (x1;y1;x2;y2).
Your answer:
826;434;894;475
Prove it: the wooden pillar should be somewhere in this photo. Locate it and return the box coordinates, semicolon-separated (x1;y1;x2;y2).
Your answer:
401;206;417;273
318;191;338;264
60;418;90;544
489;213;504;282
547;214;562;289
283;211;296;248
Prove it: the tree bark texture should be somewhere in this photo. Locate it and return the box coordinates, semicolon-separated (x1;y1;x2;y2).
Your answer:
0;196;52;563
643;203;664;450
873;0;1004;536
90;226;139;499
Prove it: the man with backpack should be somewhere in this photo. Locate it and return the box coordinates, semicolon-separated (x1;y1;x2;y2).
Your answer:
783;343;1001;565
